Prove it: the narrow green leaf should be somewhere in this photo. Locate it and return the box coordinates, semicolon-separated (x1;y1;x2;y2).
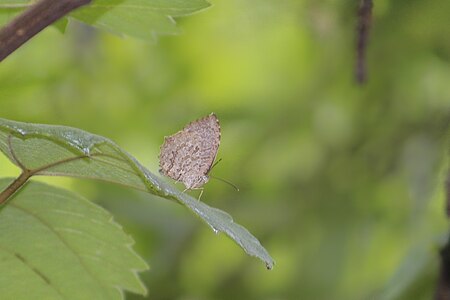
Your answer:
374;243;437;300
53;17;69;33
0;118;275;269
0;179;148;299
0;0;28;27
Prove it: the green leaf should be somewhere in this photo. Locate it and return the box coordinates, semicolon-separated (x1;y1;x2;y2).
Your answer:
0;118;275;269
72;0;211;39
53;17;69;33
0;0;210;39
0;179;148;299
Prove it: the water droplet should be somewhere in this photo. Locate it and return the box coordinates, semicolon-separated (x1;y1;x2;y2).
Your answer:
82;146;91;156
16;128;27;136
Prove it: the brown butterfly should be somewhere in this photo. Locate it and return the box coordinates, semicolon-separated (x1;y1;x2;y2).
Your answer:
159;113;221;191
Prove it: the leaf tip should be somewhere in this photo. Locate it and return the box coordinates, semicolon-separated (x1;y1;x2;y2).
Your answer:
265;259;275;270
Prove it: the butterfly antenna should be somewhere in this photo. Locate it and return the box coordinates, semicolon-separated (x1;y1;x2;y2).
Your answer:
210;158;222;170
209;175;240;191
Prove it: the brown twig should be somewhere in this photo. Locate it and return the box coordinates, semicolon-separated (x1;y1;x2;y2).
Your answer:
0;0;92;62
355;0;373;84
0;171;32;205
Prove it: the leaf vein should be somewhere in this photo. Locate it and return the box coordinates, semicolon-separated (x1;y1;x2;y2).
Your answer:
8;203;113;298
0;245;64;299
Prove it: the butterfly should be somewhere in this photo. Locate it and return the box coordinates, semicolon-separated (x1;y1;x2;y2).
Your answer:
159;113;221;191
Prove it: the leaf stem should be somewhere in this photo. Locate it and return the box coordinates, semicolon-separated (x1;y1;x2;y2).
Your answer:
0;149;111;206
0;170;32;205
0;0;92;62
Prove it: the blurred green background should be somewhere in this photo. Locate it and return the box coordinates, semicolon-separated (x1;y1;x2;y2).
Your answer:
1;0;450;299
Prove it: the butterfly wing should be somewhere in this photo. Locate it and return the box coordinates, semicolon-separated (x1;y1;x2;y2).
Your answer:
159;113;221;189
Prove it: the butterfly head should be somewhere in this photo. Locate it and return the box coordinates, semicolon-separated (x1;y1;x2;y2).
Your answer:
184;174;209;190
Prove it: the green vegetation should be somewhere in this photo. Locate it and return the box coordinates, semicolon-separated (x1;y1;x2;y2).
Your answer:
0;0;449;299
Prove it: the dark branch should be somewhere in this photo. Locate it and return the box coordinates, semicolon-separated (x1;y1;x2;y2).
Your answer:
0;0;92;62
355;0;373;84
446;173;450;218
435;173;450;300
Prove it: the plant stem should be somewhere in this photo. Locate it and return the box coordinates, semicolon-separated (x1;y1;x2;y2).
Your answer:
0;0;92;62
0;171;32;205
0;153;94;206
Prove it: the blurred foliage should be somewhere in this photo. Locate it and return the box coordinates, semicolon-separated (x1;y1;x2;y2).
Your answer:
1;0;449;299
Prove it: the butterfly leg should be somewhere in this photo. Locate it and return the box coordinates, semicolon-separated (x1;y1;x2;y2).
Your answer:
181;188;204;201
197;188;204;201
